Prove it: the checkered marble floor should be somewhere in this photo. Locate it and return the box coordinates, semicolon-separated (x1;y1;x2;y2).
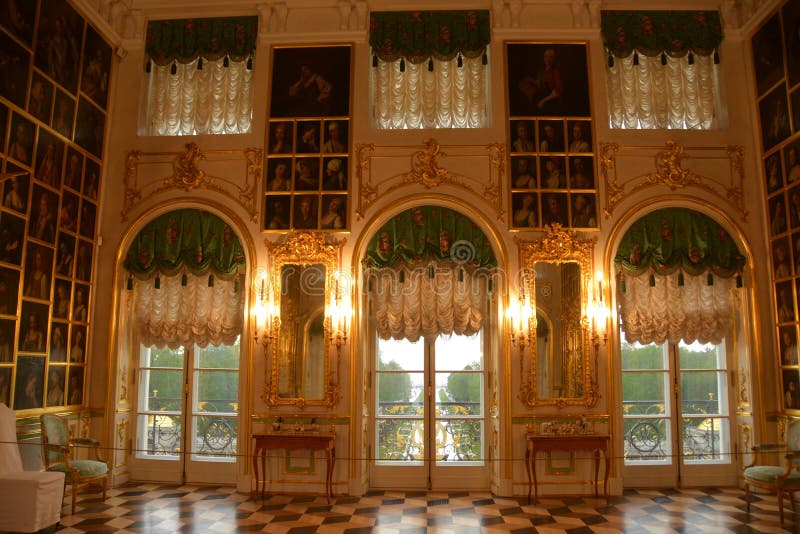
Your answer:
52;485;797;533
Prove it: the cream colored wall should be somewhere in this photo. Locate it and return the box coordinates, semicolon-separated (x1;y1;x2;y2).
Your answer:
85;0;783;496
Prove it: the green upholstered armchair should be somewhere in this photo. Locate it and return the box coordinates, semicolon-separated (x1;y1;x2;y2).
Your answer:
743;420;800;526
40;413;110;514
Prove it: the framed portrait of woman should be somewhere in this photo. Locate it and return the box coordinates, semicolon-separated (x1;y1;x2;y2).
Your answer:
506;43;590;118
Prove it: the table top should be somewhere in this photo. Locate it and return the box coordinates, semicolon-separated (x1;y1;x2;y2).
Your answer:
254;431;335;440
525;433;610;449
526;432;609;440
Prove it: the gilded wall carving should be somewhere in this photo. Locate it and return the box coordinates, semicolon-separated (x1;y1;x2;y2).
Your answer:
355;139;506;222
123;143;262;222
600;141;747;222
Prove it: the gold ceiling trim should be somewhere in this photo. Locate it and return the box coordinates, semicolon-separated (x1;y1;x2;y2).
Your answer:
600;141;747;222
355;138;506;222
122;142;262;223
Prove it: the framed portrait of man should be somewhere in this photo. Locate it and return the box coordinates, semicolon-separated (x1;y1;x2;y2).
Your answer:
0;0;36;46
759;85;791;151
13;355;44;409
80;25;112;109
0;318;14;363
269;45;352;118
784;1;800;88
0;212;25;265
0;31;30;108
52;90;75;140
18;301;49;353
75;97;105;157
506;43;590;118
0;267;19;317
752;14;785;97
28;72;53;124
2;163;29;214
0;367;10;406
35;0;84;93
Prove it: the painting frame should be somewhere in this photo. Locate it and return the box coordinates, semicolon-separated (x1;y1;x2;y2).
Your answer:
759;85;791;151
269;45;352;118
752;13;785;97
13;354;44;409
506;42;591;118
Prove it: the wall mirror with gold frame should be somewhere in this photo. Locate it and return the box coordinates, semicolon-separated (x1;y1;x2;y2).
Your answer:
263;232;342;408
517;224;597;407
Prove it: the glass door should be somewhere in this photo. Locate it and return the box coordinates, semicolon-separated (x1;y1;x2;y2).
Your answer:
372;331;487;490
131;338;240;484
621;334;735;487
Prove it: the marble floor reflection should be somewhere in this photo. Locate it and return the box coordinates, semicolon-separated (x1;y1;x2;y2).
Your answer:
53;484;795;533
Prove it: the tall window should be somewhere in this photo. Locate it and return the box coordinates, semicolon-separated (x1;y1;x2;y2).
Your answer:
144;17;257;136
370;11;490;129
602;11;724;130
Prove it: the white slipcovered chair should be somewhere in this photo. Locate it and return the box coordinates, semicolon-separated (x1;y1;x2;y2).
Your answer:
0;403;65;533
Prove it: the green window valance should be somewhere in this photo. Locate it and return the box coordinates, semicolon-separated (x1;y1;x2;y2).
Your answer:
369;10;490;63
614;208;744;278
124;209;245;279
363;206;496;270
145;16;258;66
601;11;723;58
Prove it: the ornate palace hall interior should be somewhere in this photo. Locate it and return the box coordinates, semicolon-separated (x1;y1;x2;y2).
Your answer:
3;0;800;533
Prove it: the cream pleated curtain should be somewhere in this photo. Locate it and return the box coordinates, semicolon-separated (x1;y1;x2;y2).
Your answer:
617;270;735;346
606;53;719;130
371;266;489;342
372;55;487;129
133;274;243;349
146;57;254;136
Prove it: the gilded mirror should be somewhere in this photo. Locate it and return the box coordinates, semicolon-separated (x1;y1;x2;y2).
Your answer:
263;233;342;407
517;224;597;407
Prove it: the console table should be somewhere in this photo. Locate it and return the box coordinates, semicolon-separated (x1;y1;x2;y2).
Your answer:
525;432;610;503
252;431;336;501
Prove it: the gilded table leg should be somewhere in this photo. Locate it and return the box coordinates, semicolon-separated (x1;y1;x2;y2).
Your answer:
603;450;610;503
252;446;257;496
326;445;335;503
260;447;268;497
593;449;600;498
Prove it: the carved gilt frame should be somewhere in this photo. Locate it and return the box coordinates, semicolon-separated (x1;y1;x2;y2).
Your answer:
263;232;343;408
516;224;597;407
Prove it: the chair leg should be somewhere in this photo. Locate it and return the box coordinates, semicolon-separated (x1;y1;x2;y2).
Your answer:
779;488;785;526
102;476;107;502
71;483;76;515
744;483;750;513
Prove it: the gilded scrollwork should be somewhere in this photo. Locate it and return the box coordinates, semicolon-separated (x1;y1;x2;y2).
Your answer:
355;139;505;221
404;139;454;187
122;144;262;223
600;141;748;222
115;419;128;468
739;423;751;469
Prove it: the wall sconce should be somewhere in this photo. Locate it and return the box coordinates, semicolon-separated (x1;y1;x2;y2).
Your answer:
253;267;280;348
508;278;535;403
589;271;609;346
327;270;352;388
327;270;352;348
506;290;534;350
588;271;609;392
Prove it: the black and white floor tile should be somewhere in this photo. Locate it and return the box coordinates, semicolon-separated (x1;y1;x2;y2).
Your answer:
51;485;797;533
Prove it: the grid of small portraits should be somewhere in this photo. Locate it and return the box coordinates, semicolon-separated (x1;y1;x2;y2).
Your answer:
753;1;800;411
506;43;598;230
0;0;110;410
263;119;349;232
508;119;597;229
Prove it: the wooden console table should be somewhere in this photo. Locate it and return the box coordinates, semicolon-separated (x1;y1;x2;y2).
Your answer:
525;432;610;504
252;431;336;501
